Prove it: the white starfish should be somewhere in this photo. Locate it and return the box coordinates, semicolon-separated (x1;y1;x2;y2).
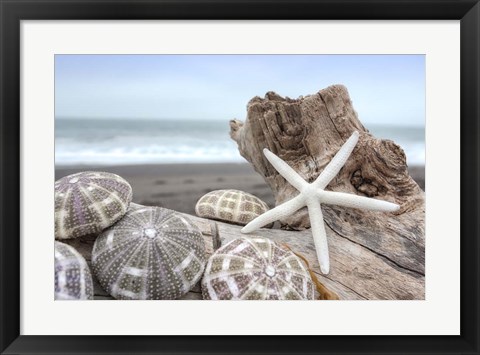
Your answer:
241;131;400;274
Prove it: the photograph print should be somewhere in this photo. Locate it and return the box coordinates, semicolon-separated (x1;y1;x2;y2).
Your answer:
54;54;425;301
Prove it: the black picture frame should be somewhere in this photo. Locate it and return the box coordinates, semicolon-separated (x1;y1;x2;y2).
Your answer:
1;1;479;354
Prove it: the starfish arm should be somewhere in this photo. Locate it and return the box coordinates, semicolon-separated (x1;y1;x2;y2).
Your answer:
263;149;308;192
241;194;306;233
306;200;330;274
320;191;400;212
314;131;359;189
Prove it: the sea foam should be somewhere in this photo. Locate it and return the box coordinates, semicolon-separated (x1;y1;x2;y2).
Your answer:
55;118;425;166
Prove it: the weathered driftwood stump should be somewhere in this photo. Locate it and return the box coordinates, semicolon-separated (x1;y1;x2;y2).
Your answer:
229;84;425;299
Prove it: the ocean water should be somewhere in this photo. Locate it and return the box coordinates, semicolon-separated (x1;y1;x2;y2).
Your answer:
55;118;425;166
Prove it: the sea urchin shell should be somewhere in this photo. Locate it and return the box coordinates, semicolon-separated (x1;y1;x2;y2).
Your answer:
195;189;271;226
55;241;94;300
202;236;315;300
55;171;132;240
92;205;207;300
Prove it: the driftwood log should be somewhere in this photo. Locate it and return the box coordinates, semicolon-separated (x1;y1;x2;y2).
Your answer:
229;84;425;298
66;210;423;300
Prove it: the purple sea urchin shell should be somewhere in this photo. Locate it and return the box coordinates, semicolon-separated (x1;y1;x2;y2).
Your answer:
55;241;94;300
202;237;315;300
92;205;207;300
55;171;132;240
195;189;271;226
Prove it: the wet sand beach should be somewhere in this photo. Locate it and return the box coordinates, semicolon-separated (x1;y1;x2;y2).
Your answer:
55;163;425;215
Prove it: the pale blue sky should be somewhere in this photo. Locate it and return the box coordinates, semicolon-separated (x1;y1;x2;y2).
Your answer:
55;55;425;126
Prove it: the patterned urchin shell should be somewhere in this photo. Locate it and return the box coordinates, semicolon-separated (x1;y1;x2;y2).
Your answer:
92;206;207;300
55;171;133;240
195;189;271;226
55;241;94;300
202;237;315;300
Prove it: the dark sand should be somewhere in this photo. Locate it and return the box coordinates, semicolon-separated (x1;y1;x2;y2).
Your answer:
55;163;425;216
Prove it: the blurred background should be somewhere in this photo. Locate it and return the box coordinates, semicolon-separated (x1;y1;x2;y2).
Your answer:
55;54;425;213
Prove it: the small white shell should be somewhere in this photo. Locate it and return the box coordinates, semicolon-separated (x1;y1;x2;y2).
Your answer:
195;189;270;226
202;236;315;300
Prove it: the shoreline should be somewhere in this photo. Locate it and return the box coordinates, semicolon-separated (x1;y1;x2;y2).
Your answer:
56;162;424;216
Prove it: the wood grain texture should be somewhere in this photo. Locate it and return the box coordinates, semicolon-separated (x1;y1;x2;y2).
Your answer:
66;211;423;300
217;221;424;300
